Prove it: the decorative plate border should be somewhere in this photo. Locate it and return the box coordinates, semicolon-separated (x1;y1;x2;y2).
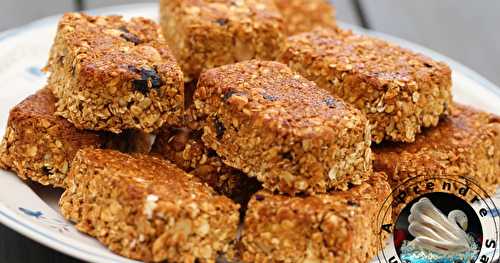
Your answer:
0;3;498;263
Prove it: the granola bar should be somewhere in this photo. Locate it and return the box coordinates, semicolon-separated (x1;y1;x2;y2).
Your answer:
159;0;286;80
192;60;372;195
0;88;105;187
240;172;392;262
374;103;500;214
281;28;452;143
45;13;184;133
274;0;336;35
151;126;261;205
60;148;239;262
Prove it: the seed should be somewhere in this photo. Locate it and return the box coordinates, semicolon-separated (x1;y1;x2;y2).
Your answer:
27;146;38;157
61;161;69;174
328;167;337;180
412;92;420;103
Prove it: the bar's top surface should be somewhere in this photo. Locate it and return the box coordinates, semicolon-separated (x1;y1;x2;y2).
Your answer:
374;103;500;156
196;60;367;139
72;149;225;202
52;13;180;84
165;0;282;23
285;28;451;90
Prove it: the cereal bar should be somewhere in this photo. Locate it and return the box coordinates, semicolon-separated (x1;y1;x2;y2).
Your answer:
281;28;452;143
274;0;336;35
60;148;239;262
240;172;392;262
374;103;500;197
0;88;105;187
159;0;285;80
193;60;372;195
46;13;184;133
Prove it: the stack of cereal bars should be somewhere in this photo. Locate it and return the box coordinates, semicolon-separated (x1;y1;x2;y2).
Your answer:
0;0;498;262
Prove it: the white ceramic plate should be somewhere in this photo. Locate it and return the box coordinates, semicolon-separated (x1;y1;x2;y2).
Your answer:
0;3;498;263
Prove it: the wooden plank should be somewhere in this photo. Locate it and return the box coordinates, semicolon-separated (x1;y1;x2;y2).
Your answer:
0;0;74;31
360;0;500;87
83;0;155;10
82;0;362;27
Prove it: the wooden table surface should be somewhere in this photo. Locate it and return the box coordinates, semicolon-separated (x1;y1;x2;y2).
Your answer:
0;0;499;262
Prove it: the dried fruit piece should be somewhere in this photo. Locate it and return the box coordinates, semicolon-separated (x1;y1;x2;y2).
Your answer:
214;117;226;140
131;67;164;95
120;32;142;45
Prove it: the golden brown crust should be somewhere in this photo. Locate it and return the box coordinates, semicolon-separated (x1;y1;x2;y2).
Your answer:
59;148;240;262
159;0;286;80
46;13;184;133
280;28;452;143
240;172;392;263
192;60;372;195
274;0;336;35
150;125;261;205
0;88;105;187
374;103;500;194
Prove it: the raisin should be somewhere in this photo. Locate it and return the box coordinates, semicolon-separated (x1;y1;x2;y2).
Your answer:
132;79;149;94
120;32;142;45
255;194;265;201
262;92;279;101
280;151;293;160
130;66;164;95
207;149;218;157
143;68;163;88
423;62;433;68
324;97;337;108
214;117;226;140
215;18;229;26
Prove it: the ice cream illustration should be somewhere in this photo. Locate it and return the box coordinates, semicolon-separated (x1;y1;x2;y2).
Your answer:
408;197;470;253
399;197;480;262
